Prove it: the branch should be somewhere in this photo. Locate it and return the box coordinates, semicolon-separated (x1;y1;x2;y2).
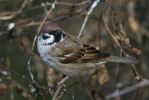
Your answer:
77;0;100;38
52;76;69;100
106;79;149;99
103;16;142;81
27;0;57;90
0;0;33;20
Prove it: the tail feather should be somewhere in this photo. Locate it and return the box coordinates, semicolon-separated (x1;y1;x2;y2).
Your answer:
104;56;138;64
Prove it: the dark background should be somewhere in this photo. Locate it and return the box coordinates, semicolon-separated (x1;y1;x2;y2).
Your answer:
0;0;149;100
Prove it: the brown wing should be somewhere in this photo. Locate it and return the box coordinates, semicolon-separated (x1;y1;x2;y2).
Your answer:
60;44;110;63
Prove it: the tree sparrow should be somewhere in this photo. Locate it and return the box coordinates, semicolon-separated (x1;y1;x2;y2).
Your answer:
37;24;138;77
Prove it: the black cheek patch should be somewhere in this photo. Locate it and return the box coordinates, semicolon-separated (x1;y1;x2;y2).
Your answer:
48;30;65;43
54;31;62;42
62;33;65;37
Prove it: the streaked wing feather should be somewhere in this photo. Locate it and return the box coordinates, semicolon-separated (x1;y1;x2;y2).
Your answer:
60;44;110;63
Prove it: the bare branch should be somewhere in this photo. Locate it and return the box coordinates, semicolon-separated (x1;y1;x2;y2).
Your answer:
0;0;33;20
47;0;90;6
103;15;142;81
77;0;100;38
27;0;57;86
52;76;69;100
106;79;149;99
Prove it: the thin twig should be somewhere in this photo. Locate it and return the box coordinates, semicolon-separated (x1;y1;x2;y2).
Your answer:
77;0;100;38
103;20;121;47
28;0;89;11
103;18;142;81
106;79;149;99
0;0;33;20
27;57;35;82
7;57;14;100
27;0;57;85
47;0;90;6
52;76;69;100
114;48;123;79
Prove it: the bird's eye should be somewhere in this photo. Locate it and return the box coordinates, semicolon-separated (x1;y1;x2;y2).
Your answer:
42;34;50;40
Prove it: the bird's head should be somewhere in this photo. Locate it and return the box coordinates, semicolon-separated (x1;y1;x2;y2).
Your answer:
37;22;65;47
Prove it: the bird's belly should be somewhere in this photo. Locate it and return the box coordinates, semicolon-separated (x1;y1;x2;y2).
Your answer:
53;64;98;77
44;56;103;77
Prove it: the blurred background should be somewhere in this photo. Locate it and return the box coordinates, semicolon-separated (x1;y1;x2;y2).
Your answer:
0;0;149;100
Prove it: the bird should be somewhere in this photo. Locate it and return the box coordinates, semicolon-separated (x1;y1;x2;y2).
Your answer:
37;23;138;77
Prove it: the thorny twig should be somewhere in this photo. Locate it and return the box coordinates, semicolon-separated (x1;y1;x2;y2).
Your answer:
77;0;101;38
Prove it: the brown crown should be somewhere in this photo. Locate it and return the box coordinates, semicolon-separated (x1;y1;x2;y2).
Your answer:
40;23;61;34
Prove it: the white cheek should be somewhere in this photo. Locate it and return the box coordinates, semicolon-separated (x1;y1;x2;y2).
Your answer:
37;35;55;57
37;42;51;58
46;35;54;43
